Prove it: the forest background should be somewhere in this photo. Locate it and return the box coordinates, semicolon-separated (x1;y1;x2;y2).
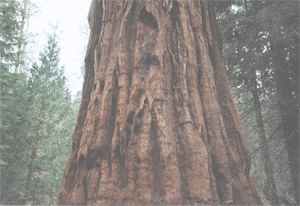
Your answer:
0;0;298;205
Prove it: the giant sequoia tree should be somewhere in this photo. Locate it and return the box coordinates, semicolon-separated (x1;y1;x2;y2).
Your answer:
56;0;262;205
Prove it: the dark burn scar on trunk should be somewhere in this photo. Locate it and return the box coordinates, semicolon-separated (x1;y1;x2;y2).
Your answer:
138;7;158;29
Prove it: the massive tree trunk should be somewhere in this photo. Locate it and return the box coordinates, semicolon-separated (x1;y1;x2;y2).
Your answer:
56;0;262;205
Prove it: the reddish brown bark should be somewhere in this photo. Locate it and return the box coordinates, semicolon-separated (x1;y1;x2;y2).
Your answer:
56;0;262;205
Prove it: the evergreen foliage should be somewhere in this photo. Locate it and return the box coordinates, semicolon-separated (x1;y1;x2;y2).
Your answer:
0;0;25;70
0;72;31;204
0;1;27;203
1;11;80;203
216;0;299;205
21;32;75;205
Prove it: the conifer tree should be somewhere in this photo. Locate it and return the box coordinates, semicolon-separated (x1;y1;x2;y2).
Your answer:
0;0;27;203
22;31;73;205
0;0;25;70
1;1;80;204
1;26;76;204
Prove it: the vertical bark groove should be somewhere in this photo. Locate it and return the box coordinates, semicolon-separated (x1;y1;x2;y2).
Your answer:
56;1;262;205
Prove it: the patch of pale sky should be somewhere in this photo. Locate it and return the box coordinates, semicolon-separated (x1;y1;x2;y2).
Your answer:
27;0;91;98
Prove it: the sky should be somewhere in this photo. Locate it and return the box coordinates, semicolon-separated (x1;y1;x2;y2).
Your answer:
27;0;91;98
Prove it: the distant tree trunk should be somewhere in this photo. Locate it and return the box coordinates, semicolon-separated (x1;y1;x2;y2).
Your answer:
250;68;279;205
0;81;3;203
272;40;299;205
56;0;262;205
22;93;45;205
